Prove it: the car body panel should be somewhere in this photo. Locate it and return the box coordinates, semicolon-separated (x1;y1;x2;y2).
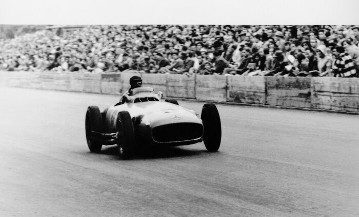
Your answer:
105;101;201;131
103;87;203;146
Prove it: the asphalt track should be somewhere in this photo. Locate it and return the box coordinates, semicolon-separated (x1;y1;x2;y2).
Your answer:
0;87;358;217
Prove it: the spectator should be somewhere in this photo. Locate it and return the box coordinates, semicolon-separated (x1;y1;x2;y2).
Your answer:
59;56;69;71
254;47;266;71
154;52;170;69
223;46;249;75
332;46;357;77
252;33;264;50
294;53;307;73
351;26;359;42
191;51;201;72
274;31;286;51
0;56;5;70
117;53;132;71
174;52;194;74
342;38;359;71
245;50;266;76
198;61;213;75
301;40;310;51
283;41;292;59
160;51;184;73
316;45;332;77
264;47;274;71
129;53;141;71
139;56;156;73
304;48;319;73
236;47;253;74
46;54;59;71
69;56;86;72
0;24;358;77
212;50;230;75
317;29;328;45
335;27;346;44
263;51;289;76
231;44;242;66
222;43;234;61
16;55;30;71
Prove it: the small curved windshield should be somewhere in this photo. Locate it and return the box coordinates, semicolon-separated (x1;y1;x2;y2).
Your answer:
133;97;160;103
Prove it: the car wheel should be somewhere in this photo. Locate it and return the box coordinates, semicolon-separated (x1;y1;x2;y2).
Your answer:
85;106;103;153
165;99;179;105
117;111;136;159
201;103;221;152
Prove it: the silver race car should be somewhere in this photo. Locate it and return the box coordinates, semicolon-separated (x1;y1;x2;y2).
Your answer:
85;87;221;159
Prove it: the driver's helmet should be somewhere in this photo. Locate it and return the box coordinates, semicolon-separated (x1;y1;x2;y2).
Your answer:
130;76;142;88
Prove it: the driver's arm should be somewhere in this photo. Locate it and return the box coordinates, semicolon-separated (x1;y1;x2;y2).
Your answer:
121;94;131;104
115;90;131;106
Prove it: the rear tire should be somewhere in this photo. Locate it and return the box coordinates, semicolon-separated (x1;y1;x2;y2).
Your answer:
165;99;179;105
117;111;136;159
201;103;221;152
85;106;103;153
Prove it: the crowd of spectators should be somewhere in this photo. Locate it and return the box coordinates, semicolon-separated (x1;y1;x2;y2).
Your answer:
1;25;359;77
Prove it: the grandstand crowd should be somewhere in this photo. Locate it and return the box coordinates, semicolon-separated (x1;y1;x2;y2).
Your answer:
1;25;359;77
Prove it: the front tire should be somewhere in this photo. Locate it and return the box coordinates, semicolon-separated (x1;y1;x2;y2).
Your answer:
117;111;136;159
85;106;103;153
201;103;222;152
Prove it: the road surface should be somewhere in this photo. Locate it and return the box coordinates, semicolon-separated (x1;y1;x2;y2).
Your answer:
0;87;358;217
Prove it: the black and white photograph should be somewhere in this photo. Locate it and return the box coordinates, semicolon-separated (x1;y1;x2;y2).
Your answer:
1;0;359;216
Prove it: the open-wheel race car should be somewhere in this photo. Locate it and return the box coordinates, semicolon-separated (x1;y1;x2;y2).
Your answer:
85;87;222;159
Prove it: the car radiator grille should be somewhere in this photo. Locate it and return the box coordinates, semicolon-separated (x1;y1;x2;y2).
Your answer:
152;123;203;143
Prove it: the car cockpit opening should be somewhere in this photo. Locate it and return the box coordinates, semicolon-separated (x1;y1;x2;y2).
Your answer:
134;97;160;103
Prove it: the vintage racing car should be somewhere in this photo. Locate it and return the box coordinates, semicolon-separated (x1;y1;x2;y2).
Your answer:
85;87;222;159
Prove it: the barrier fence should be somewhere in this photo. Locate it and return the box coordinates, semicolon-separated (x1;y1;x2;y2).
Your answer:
1;71;359;114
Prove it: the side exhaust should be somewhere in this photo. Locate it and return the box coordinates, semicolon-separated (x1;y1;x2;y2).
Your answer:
90;131;118;145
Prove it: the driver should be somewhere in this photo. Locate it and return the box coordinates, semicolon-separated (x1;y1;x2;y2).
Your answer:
127;75;143;95
116;75;143;105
